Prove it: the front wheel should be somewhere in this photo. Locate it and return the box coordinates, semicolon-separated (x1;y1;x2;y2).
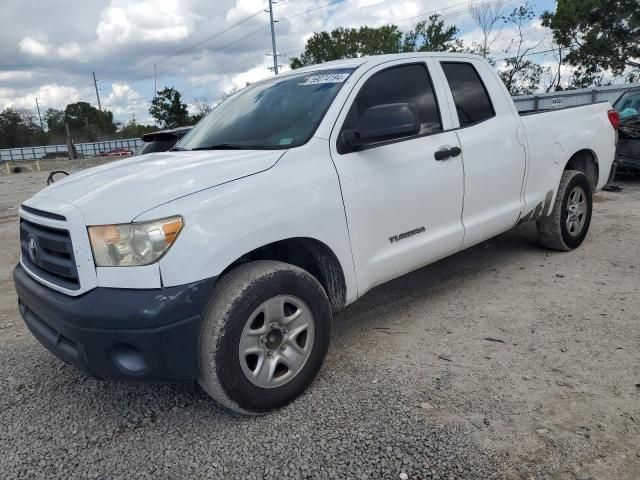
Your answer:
537;170;593;251
198;260;332;414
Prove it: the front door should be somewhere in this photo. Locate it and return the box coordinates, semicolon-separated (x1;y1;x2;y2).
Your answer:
329;61;465;294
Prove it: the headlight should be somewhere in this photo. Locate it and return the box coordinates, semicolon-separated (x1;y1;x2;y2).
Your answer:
88;216;183;267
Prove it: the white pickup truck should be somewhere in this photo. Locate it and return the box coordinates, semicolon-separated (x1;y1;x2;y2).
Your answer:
14;53;618;414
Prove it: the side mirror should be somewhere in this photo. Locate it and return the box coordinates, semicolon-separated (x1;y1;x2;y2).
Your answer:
341;103;420;151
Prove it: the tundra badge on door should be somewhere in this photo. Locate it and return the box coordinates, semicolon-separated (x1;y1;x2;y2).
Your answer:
389;226;426;243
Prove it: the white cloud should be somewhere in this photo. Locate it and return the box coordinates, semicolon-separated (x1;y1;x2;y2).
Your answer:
221;62;274;91
96;0;193;45
57;42;83;59
225;0;264;24
3;0;558;126
103;83;148;116
0;71;33;82
0;84;80;110
18;36;49;56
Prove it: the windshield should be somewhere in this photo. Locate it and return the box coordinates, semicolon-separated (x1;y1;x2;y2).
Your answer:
177;68;355;150
614;89;640;120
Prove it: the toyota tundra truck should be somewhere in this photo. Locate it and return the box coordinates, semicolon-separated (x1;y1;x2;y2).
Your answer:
14;53;618;414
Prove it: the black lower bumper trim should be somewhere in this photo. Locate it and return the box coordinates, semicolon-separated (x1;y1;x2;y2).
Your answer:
14;264;216;382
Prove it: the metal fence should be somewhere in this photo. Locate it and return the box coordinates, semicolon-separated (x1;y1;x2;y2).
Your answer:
512;82;640;112
0;138;143;162
3;83;640;161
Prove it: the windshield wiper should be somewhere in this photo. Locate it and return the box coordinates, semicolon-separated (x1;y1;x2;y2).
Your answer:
190;144;249;150
169;146;188;151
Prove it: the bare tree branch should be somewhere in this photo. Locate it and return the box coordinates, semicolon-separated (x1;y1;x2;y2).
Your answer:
468;0;505;58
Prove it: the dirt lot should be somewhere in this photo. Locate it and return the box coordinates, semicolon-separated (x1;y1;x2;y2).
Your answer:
0;170;638;479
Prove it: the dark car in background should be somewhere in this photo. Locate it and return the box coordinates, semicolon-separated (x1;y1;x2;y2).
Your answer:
613;87;640;175
135;126;192;156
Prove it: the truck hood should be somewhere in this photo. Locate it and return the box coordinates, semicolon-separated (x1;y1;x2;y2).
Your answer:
28;150;285;224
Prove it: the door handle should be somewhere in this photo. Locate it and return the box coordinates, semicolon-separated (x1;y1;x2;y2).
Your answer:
434;146;462;161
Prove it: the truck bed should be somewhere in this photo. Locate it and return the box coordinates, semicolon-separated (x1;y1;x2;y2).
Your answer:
518;101;616;219
518;101;611;116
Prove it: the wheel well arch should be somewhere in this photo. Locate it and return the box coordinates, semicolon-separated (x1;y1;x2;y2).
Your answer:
220;237;347;312
564;149;599;190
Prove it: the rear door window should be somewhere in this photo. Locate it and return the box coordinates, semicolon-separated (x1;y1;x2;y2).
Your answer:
441;62;495;127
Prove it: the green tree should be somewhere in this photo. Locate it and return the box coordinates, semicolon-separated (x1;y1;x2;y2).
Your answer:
498;3;547;95
290;25;402;69
44;108;65;135
0;107;47;148
541;0;639;82
149;87;190;128
42;108;67;143
116;118;157;139
64;102;117;142
401;14;463;53
291;16;463;69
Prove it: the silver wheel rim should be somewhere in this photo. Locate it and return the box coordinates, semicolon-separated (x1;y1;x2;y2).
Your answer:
565;185;587;237
238;295;315;389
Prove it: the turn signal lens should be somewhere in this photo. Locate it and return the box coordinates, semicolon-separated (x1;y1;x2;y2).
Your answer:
88;216;183;267
161;219;183;245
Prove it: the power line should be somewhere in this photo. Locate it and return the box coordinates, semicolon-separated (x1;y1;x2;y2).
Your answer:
279;0;346;21
102;0;347;87
100;0;473;87
97;0;346;85
180;54;268;97
96;9;267;84
494;44;576;63
136;25;270;83
84;0;560;112
393;0;519;30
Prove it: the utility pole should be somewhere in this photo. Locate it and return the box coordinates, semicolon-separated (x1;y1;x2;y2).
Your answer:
267;0;279;74
153;64;158;126
92;71;102;111
35;97;44;131
64;122;78;160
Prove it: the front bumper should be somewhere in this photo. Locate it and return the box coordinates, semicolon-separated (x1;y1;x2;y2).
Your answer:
14;264;216;382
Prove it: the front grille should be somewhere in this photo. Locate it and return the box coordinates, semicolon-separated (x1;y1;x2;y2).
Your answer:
20;218;80;290
21;204;67;221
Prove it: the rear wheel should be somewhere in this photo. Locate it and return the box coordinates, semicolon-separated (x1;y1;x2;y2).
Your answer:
198;260;332;414
537;170;593;251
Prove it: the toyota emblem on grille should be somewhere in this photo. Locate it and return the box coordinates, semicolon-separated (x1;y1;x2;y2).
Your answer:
27;236;38;261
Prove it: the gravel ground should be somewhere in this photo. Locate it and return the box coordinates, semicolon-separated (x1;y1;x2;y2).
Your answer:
0;170;639;480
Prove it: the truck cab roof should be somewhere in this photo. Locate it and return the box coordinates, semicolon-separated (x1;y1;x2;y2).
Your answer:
285;52;484;75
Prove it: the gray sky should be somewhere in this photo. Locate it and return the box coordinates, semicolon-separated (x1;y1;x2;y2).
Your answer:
1;0;556;125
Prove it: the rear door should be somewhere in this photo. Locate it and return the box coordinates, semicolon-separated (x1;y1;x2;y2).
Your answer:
329;60;465;294
434;59;526;248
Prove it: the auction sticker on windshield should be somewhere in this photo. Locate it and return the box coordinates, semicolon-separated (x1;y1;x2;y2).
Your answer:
301;73;350;85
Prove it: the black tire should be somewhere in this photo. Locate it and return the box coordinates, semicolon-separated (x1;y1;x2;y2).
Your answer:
198;260;332;414
536;170;593;251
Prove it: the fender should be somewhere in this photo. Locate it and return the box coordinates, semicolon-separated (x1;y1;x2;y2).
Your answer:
136;138;359;304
